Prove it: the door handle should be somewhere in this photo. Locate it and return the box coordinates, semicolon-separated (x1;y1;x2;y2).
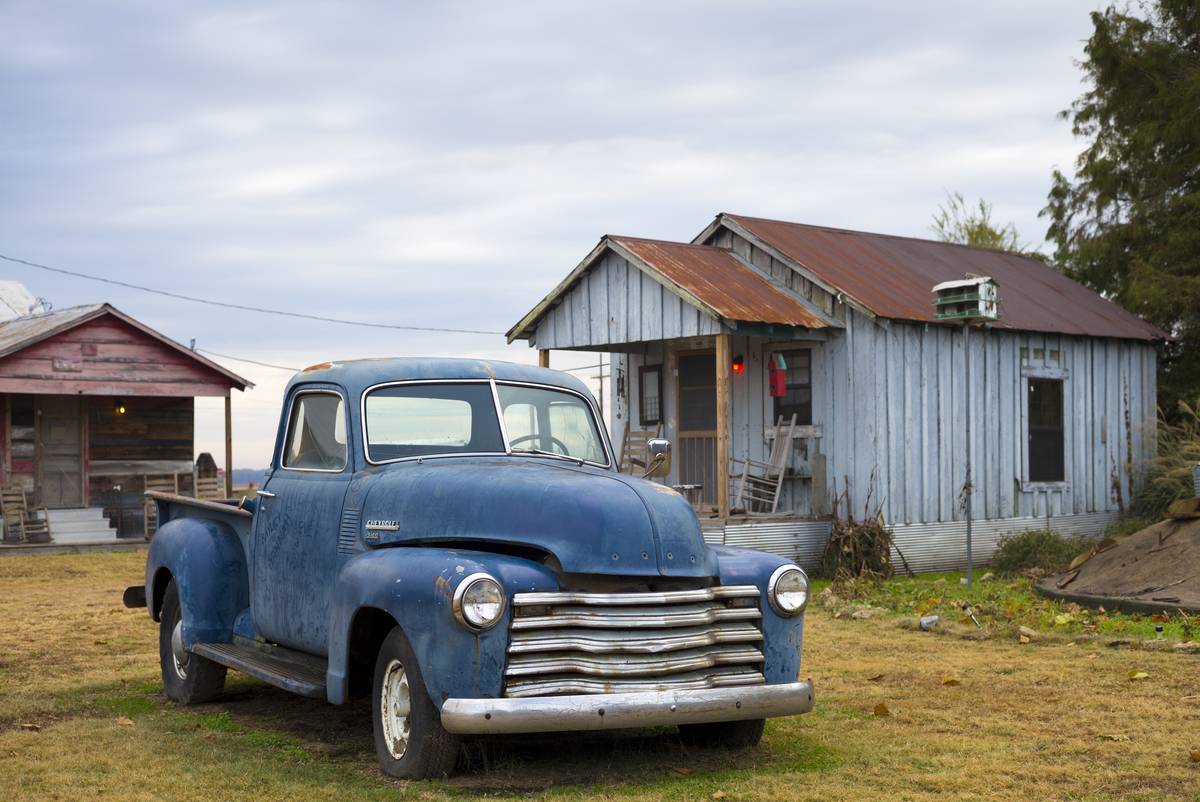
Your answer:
257;490;276;499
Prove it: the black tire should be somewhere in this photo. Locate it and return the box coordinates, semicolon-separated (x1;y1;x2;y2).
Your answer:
371;627;460;779
678;718;766;748
158;579;227;704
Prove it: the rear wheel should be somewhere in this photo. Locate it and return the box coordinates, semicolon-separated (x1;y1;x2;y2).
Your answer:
371;627;460;779
158;579;226;704
678;718;766;748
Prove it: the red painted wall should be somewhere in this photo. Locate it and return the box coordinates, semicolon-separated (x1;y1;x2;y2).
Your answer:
0;315;232;397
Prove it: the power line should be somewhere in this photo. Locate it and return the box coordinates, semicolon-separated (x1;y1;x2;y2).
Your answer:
0;252;507;336
195;348;299;373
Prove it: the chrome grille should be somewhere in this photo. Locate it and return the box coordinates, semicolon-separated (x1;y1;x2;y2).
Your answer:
504;585;765;698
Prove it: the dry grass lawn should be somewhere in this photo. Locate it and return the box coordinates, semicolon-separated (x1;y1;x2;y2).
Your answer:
1;551;1197;801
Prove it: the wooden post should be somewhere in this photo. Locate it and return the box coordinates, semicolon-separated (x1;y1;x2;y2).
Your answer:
715;333;731;517
224;394;233;498
538;349;550;368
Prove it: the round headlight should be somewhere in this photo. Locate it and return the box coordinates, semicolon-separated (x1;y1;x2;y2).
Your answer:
453;573;505;630
768;565;809;616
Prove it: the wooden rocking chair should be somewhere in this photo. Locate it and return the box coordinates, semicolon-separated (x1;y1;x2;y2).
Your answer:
731;414;798;514
1;482;51;543
619;422;663;475
143;474;180;539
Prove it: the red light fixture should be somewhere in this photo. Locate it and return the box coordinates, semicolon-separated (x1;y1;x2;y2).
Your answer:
731;355;745;376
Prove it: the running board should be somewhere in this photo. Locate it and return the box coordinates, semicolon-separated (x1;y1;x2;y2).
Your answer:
191;641;327;698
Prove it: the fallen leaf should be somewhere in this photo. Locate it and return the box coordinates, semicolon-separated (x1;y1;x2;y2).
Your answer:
1086;653;1099;660
1128;671;1150;681
1054;613;1075;626
1098;605;1106;613
941;675;961;686
18;723;40;732
711;793;728;800
872;702;890;717
1099;733;1130;742
1019;634;1031;644
867;674;885;682
115;716;133;727
1190;750;1200;763
672;767;694;776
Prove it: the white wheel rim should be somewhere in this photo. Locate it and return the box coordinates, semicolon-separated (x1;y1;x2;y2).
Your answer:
380;658;412;759
170;619;189;679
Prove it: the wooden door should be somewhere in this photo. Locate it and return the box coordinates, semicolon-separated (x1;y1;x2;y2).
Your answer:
37;396;84;508
676;352;716;505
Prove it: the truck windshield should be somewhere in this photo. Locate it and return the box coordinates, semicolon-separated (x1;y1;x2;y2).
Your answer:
496;383;607;465
363;381;608;466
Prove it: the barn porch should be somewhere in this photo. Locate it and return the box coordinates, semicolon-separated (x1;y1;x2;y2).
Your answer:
0;304;251;545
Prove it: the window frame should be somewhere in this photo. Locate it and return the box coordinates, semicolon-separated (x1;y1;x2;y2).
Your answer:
638;364;663;427
1020;365;1071;492
359;378;614;469
280;388;350;474
771;347;814;426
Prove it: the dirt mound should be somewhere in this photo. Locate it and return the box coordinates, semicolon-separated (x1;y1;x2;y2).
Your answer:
1046;518;1200;610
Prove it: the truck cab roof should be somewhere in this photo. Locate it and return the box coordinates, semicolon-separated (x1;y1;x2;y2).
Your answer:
287;357;593;399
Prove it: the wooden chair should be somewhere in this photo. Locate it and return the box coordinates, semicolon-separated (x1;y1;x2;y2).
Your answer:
1;483;50;543
731;414;798;514
619;422;663;475
143;474;180;539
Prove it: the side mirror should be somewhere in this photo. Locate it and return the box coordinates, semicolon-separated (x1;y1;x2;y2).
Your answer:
642;438;672;478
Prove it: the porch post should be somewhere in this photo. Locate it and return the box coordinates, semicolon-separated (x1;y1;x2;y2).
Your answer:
224;394;233;498
715;332;731;516
538;349;550;368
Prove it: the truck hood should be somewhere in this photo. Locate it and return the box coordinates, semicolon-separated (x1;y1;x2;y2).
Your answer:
357;456;717;578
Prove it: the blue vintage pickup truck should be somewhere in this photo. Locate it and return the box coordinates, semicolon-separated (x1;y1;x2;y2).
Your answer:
125;358;813;778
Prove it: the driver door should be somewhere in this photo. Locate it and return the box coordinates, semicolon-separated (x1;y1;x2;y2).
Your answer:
252;387;352;654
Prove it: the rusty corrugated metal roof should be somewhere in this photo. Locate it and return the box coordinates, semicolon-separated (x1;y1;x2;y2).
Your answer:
608;236;831;329
722;214;1165;341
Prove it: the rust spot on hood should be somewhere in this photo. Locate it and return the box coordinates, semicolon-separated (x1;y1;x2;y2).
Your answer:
303;361;333;372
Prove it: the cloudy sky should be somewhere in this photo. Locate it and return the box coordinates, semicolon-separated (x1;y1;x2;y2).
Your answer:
1;1;1101;467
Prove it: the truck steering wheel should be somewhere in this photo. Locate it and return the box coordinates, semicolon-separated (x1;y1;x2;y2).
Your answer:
509;433;570;454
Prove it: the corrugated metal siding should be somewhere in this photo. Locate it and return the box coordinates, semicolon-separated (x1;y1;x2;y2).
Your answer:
703;519;833;573
890;512;1117;574
701;512;1115;575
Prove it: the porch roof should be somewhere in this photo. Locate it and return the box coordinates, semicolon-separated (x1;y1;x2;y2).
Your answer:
507;235;835;345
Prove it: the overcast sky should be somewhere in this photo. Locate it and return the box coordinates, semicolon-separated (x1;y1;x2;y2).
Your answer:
0;1;1102;468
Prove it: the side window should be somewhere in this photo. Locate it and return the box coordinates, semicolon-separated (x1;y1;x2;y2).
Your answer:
771;349;812;425
283;392;347;471
639;365;662;426
1027;378;1065;482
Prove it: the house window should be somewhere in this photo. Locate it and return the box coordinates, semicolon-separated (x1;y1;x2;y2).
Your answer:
1027;378;1064;482
639;364;662;426
772;349;812;425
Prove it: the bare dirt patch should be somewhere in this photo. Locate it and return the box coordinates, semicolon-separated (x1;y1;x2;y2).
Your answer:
1048;518;1200;609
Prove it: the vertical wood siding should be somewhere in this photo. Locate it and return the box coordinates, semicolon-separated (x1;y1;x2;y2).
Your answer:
533;251;721;350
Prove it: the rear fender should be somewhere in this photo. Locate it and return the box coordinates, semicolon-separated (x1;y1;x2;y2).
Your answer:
145;516;249;648
326;548;558;705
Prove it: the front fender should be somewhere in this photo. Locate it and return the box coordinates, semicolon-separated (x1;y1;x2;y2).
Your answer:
145;517;249;648
326;548;558;705
711;545;806;684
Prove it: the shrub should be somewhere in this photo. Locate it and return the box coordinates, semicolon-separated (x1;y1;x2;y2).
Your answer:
1133;397;1200;519
990;529;1091;576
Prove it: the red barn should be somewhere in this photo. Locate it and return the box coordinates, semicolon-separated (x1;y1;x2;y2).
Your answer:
0;303;251;544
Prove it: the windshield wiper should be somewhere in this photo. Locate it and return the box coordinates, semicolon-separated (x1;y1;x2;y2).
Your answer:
509;447;585;466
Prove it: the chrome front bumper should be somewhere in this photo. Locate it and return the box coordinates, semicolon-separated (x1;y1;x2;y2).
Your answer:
439;680;814;735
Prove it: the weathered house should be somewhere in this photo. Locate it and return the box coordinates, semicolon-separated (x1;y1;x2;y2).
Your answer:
0;303;251;544
508;213;1163;572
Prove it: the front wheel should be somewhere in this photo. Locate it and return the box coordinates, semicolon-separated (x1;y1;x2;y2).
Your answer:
678;718;766;748
158;579;226;704
371;627;460;779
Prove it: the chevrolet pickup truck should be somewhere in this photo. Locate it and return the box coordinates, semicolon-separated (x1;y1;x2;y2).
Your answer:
124;358;813;778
